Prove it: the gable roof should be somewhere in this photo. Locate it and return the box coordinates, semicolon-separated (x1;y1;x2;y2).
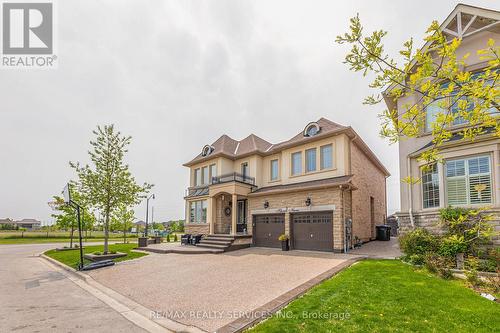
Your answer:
383;4;500;109
183;117;389;176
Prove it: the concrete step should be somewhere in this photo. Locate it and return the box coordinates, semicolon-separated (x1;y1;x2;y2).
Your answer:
203;236;234;242
196;243;230;250
199;240;232;246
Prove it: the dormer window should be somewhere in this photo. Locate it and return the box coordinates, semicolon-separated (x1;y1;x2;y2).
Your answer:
304;122;320;137
201;145;214;157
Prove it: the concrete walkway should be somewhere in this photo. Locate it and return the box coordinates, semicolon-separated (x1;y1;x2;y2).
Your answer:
348;237;402;259
0;243;146;332
86;247;357;332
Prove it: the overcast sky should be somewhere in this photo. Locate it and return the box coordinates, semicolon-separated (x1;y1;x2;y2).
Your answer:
1;0;499;224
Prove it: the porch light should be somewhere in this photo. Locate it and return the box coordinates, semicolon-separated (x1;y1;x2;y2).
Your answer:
264;201;269;209
305;197;312;206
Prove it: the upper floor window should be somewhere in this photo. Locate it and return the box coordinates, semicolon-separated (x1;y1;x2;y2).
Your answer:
320;144;333;170
194;168;201;186
201;145;214;157
305;148;316;172
270;159;279;181
241;162;249;178
446;155;492;205
422;164;439;209
209;164;217;182
303;122;320;137
291;152;302;175
201;166;209;185
425;72;497;132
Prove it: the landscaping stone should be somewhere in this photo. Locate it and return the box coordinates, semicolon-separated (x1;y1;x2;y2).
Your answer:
84;252;127;262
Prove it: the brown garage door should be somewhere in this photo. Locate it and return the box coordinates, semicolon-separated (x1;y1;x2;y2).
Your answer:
292;212;333;252
253;214;285;248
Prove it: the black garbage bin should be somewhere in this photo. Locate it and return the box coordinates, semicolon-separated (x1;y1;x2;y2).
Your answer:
376;225;391;241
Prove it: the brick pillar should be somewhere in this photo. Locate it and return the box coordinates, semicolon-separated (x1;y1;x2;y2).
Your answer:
231;194;237;235
208;196;216;234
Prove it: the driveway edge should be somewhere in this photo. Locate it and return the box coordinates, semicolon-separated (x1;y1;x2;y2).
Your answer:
40;253;205;333
217;256;366;333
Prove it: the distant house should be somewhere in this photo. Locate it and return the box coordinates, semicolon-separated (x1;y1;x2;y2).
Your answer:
0;218;41;230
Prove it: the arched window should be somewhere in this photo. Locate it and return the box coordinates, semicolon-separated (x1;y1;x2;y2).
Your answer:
201;145;214;157
303;122;320;137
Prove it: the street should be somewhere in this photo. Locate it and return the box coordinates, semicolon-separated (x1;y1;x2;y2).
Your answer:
0;243;146;332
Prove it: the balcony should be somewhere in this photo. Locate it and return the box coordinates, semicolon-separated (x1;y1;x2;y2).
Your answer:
185;185;209;198
185;172;256;198
211;172;255;186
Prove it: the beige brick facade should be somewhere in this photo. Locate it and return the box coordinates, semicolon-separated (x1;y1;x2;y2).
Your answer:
350;141;387;242
247;187;351;251
185;223;209;235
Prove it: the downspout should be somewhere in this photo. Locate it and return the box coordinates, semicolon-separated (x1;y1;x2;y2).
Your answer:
340;185;346;253
406;156;415;227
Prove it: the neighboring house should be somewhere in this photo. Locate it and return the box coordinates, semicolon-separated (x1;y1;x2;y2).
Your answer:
183;117;389;252
0;218;41;230
386;5;500;243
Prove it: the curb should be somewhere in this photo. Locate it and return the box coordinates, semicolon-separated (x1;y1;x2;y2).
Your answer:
217;256;366;333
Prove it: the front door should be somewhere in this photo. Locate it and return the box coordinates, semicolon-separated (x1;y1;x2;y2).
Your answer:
237;200;247;233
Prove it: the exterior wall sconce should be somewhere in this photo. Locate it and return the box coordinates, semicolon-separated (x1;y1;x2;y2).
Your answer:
263;201;269;209
305;197;312;206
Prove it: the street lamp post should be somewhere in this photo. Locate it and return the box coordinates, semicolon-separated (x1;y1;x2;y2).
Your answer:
145;194;155;237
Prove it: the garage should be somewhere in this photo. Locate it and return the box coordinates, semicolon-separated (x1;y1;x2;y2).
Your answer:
252;214;285;248
291;211;333;252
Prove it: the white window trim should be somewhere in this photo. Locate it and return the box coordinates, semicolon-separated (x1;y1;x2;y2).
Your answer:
445;155;493;206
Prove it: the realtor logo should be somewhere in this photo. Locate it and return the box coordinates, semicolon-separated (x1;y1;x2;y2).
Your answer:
1;1;56;68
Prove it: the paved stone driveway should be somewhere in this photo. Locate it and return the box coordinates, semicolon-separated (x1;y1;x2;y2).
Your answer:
87;247;352;332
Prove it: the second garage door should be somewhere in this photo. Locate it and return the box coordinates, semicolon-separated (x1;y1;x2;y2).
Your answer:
292;212;333;252
253;214;285;248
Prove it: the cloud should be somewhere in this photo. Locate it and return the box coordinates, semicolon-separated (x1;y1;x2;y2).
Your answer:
1;0;496;222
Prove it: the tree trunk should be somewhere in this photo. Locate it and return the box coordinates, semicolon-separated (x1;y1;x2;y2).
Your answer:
123;227;126;244
104;208;110;254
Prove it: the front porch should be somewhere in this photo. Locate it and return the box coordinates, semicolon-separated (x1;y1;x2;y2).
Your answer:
206;176;255;236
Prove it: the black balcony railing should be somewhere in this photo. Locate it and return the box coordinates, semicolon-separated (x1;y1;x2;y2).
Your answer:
185;185;209;197
212;172;255;186
185;172;255;197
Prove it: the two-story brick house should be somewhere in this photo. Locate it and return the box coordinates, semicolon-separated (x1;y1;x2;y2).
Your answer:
183;118;389;252
387;4;500;243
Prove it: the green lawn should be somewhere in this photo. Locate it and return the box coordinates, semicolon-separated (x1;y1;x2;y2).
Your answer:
0;231;138;244
44;243;147;269
249;260;499;333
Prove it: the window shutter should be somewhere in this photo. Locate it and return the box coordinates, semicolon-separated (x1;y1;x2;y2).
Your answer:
469;175;491;204
447;177;467;205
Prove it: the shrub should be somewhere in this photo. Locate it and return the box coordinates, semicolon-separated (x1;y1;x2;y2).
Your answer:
110;250;117;254
166;234;171;242
278;234;289;241
464;270;482;287
424;254;453;279
399;228;440;256
173;234;178;242
439;207;495;252
438;235;468;257
93;251;102;255
477;259;497;273
401;254;425;265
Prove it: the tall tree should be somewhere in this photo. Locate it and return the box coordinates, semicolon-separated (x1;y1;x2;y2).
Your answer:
71;125;153;253
336;16;499;181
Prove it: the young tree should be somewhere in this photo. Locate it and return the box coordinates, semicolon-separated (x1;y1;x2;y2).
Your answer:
336;16;499;180
112;205;135;243
71;125;153;253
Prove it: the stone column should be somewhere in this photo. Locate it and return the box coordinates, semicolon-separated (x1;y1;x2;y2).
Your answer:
231;194;237;235
208;196;216;235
